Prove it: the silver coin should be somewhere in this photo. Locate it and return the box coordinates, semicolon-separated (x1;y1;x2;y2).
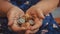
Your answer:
29;20;34;25
17;18;25;24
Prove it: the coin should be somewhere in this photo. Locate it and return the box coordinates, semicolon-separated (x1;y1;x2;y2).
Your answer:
29;20;35;26
17;18;25;25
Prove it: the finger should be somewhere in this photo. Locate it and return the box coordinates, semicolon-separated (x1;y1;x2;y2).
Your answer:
8;19;14;26
30;28;39;34
37;9;45;19
30;17;42;30
25;29;39;34
10;19;26;32
19;9;24;17
21;22;30;30
8;13;18;26
26;8;36;15
8;9;24;26
7;11;16;26
11;25;26;32
25;30;30;34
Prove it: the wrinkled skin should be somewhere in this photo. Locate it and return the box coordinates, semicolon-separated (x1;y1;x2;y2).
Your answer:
7;6;43;33
25;6;43;34
0;0;59;34
7;7;26;32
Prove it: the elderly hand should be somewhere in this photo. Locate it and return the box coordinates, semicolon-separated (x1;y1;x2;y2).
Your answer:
25;16;43;34
7;7;26;32
25;18;43;34
25;13;42;34
26;6;45;30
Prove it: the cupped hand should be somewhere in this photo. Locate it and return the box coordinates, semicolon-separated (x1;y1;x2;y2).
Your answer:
7;7;26;32
26;6;44;30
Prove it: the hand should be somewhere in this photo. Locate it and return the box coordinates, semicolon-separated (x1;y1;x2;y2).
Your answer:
25;28;39;34
26;6;44;34
25;16;43;34
26;6;45;19
7;7;25;32
26;6;44;30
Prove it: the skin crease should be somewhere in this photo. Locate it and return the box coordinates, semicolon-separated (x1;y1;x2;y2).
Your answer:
25;0;59;34
0;0;59;34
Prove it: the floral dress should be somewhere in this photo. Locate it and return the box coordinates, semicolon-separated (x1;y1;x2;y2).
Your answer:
0;0;60;34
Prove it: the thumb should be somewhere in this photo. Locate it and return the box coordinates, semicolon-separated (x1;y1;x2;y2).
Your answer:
8;19;14;26
37;9;45;19
30;17;42;30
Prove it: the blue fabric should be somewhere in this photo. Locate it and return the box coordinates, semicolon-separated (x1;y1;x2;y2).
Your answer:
0;0;60;34
36;13;60;34
10;0;40;11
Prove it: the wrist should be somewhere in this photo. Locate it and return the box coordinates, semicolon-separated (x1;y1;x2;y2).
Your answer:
34;5;50;16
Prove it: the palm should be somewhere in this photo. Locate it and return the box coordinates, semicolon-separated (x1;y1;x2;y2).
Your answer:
7;8;25;32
